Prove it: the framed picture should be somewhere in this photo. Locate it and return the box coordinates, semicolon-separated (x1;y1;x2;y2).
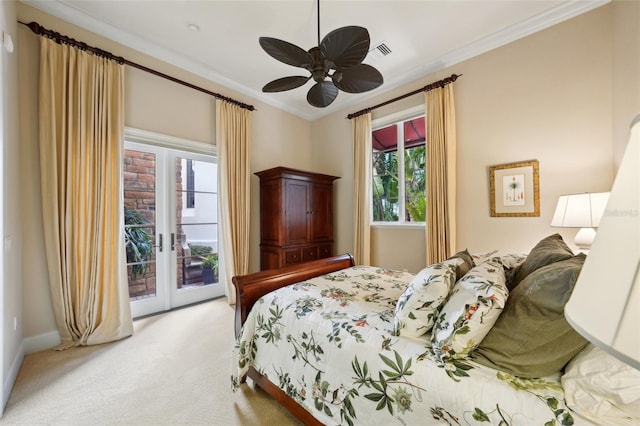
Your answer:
489;160;540;217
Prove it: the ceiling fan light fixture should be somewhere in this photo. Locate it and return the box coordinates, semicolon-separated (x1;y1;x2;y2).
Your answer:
258;0;383;108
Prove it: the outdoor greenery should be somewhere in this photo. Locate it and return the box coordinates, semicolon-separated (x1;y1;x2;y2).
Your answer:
202;253;219;270
372;151;399;222
124;208;154;279
202;253;219;284
189;243;212;258
372;145;426;222
404;145;426;222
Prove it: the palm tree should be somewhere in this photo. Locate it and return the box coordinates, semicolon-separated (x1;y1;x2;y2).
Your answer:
508;179;520;202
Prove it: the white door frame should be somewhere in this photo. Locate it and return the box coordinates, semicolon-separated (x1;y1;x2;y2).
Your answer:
125;129;224;318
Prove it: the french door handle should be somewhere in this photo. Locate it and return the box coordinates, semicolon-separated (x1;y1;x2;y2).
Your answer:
171;233;176;251
155;234;163;253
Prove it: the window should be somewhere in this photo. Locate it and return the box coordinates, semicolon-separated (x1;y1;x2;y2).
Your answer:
186;159;195;208
372;114;426;224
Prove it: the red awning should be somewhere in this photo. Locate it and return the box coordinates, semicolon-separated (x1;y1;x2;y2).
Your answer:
372;116;425;152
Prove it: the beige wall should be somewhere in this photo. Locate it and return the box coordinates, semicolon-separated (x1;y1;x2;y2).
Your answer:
612;0;640;168
2;0;22;409
17;4;313;342
312;5;629;273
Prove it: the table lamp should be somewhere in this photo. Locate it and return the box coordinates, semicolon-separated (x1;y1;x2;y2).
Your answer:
551;192;610;252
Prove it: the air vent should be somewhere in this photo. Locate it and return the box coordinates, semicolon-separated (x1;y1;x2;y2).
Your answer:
368;41;392;59
374;42;392;56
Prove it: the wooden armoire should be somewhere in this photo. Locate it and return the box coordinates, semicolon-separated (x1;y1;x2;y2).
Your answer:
256;167;339;270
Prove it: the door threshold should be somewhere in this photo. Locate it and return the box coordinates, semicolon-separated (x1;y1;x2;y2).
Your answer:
132;295;226;321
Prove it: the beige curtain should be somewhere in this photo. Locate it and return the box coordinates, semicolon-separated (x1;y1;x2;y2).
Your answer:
39;38;132;348
425;84;457;264
216;100;251;304
352;113;372;265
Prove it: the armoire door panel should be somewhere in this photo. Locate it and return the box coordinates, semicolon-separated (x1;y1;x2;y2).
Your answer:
285;180;310;244
311;183;333;241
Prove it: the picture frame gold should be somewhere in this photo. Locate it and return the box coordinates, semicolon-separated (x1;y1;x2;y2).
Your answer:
489;160;540;217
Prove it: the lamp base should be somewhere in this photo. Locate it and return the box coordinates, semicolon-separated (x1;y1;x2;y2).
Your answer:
575;227;596;253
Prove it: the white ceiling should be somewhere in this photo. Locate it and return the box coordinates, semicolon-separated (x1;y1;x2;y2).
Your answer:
23;0;608;121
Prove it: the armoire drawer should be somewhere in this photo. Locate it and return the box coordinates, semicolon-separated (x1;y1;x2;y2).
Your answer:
284;249;302;265
302;246;318;262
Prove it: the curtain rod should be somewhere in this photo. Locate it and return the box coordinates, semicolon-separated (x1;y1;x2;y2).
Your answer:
19;21;256;112
346;74;460;120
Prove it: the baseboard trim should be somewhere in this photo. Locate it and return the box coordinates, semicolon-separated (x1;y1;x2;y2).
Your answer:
3;340;24;411
24;330;61;354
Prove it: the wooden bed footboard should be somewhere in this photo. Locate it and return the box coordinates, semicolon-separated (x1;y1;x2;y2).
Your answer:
232;253;355;336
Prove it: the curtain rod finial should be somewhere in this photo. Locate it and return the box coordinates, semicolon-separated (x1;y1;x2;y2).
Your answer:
25;21;42;35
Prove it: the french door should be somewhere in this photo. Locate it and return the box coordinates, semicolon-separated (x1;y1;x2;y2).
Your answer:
123;141;225;318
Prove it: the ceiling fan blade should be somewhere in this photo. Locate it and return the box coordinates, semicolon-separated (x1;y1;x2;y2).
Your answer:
307;81;339;108
262;76;311;92
320;26;370;69
332;64;383;93
259;37;314;69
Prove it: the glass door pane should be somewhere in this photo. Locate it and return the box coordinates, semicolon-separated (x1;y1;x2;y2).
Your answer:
172;154;224;307
124;146;167;317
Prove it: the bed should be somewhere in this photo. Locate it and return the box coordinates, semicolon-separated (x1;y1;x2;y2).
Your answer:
231;236;639;425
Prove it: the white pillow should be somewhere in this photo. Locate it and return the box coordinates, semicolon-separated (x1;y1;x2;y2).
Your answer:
562;344;640;425
393;258;461;338
431;258;507;359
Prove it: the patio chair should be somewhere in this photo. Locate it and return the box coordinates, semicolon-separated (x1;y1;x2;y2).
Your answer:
181;239;203;285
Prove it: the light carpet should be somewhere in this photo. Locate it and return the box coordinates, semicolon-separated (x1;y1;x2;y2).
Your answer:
1;298;301;425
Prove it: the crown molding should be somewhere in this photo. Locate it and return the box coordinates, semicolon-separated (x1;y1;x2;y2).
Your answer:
21;0;609;122
369;0;610;106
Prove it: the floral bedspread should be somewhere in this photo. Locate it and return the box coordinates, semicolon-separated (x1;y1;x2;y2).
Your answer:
231;266;588;426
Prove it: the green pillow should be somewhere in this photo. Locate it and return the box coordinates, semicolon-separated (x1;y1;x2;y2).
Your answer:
447;249;475;279
507;233;573;290
470;254;589;378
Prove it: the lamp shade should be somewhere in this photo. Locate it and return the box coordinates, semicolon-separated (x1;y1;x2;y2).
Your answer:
551;192;610;228
564;115;640;370
551;192;610;251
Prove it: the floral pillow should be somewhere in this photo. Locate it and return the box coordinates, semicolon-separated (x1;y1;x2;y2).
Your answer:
393;258;461;338
431;258;507;359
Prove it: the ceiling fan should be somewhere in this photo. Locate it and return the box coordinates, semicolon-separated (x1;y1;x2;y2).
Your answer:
259;0;383;108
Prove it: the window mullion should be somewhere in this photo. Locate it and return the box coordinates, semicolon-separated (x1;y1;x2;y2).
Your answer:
397;123;405;224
